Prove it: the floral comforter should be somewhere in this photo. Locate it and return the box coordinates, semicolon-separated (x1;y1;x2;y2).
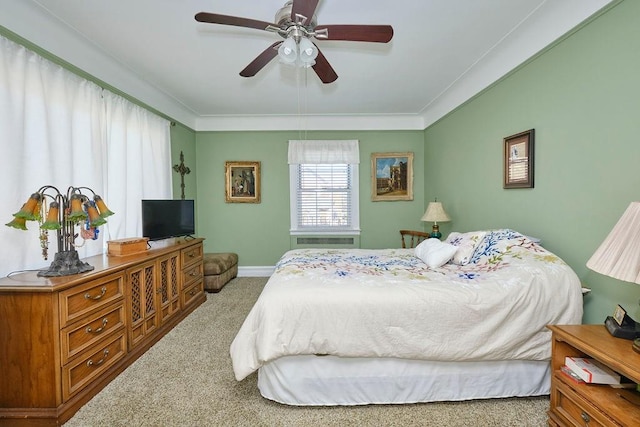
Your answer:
230;230;583;381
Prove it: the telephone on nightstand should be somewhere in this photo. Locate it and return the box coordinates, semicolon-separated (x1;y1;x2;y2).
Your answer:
605;304;640;340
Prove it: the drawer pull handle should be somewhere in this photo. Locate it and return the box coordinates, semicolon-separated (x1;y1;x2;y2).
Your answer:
86;318;108;334
85;286;107;300
188;252;195;258
189;289;197;296
86;349;109;367
580;412;590;423
189;271;199;277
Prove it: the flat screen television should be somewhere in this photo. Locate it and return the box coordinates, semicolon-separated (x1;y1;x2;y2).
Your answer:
142;199;195;241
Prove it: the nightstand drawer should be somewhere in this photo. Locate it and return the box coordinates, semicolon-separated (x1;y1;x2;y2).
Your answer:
552;375;609;427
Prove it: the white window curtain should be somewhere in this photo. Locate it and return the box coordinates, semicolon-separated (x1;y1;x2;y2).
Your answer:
102;91;172;239
0;35;171;277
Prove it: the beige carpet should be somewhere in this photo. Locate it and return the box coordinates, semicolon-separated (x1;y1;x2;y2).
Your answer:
64;277;550;426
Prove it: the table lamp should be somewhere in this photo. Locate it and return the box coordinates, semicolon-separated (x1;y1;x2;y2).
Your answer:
421;200;451;239
586;201;640;352
6;185;114;277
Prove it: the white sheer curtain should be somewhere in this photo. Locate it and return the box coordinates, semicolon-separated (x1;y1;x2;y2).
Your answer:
0;35;171;277
102;91;172;240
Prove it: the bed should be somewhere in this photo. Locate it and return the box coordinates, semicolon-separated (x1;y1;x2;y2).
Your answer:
230;229;583;405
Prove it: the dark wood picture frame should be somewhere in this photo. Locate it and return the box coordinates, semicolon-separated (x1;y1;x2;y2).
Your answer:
225;161;261;203
503;129;534;189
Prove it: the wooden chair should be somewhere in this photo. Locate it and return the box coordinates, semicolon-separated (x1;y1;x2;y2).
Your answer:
400;229;430;248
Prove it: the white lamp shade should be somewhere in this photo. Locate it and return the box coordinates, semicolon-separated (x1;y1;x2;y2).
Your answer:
298;38;318;67
421;202;451;223
278;37;298;64
586;201;640;284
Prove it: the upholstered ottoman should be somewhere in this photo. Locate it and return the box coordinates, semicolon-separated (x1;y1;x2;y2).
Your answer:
203;252;238;292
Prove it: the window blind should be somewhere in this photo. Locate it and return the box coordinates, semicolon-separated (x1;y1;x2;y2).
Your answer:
296;164;352;229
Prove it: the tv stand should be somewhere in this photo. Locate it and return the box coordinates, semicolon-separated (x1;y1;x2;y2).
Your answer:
0;237;205;426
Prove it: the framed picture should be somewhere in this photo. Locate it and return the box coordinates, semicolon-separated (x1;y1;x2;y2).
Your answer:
503;129;534;189
225;161;261;203
371;152;414;201
613;305;626;326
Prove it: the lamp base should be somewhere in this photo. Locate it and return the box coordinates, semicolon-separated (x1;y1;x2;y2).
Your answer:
37;250;94;277
430;224;442;240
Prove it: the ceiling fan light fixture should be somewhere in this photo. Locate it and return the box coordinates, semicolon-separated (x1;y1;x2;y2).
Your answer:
298;37;318;66
278;36;298;64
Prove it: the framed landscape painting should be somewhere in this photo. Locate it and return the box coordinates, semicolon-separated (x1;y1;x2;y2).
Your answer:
371;152;414;201
225;161;261;203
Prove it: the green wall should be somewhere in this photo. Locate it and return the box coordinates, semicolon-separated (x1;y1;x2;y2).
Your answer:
170;122;198;201
195;130;425;266
424;0;640;324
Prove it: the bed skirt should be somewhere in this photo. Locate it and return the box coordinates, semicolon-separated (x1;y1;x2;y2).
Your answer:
258;355;550;406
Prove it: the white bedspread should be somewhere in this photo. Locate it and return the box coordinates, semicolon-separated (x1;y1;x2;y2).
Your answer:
230;230;583;381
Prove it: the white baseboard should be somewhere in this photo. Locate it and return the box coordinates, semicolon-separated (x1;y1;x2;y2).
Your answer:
238;266;274;277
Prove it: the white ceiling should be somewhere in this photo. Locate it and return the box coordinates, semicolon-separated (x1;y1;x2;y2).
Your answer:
1;0;613;131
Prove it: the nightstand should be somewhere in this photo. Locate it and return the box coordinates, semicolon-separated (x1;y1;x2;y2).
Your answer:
548;325;640;426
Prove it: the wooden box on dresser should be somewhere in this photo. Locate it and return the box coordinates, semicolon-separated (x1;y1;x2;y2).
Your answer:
0;238;205;426
548;325;640;427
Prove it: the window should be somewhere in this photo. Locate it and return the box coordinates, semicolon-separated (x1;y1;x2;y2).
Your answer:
288;140;360;234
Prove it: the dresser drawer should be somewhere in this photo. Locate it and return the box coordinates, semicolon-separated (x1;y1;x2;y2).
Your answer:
551;375;611;427
183;260;203;288
59;272;125;327
181;279;204;308
60;302;126;364
181;243;203;268
62;331;126;401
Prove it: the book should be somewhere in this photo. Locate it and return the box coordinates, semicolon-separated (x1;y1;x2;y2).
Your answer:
565;357;621;384
560;365;585;384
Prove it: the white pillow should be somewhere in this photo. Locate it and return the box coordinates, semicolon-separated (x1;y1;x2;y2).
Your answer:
445;231;487;265
414;238;458;268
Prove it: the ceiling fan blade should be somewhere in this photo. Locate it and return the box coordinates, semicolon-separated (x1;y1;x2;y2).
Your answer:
312;48;338;84
239;42;282;77
314;25;394;43
195;12;274;32
290;0;320;25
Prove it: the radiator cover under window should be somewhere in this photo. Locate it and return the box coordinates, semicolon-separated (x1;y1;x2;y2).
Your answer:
291;236;359;249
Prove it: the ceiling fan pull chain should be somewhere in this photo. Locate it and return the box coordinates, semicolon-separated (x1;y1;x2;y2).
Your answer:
297;66;302;140
304;69;309;141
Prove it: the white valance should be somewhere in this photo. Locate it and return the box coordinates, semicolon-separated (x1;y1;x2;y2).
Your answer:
288;140;359;164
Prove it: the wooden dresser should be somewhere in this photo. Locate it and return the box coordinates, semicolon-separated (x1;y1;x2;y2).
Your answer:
548;325;640;426
0;238;205;426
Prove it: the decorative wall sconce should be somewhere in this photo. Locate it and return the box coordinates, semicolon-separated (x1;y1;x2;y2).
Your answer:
6;186;114;277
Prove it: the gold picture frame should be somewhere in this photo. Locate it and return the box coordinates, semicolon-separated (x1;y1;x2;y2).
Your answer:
504;129;534;189
371;152;414;201
225;161;261;203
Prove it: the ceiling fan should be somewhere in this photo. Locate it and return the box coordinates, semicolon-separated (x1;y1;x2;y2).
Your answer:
195;0;393;84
